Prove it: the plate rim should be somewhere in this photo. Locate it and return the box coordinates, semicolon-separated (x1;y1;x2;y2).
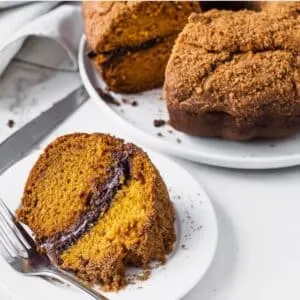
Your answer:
78;35;300;170
0;149;218;300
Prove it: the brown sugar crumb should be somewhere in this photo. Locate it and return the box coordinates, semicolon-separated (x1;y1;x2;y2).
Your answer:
127;269;151;284
131;101;138;107
7;119;15;128
138;269;151;281
96;88;120;106
157;132;164;137
154;119;166;127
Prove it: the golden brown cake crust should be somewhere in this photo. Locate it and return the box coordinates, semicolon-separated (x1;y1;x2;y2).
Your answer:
164;9;300;140
16;133;176;291
82;1;201;53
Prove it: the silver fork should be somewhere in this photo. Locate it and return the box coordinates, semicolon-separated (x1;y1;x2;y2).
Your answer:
0;197;108;300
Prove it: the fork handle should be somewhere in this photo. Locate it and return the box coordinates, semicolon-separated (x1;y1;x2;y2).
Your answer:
40;268;109;300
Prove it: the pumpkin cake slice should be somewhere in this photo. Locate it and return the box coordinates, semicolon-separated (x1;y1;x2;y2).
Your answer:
83;1;201;93
16;133;176;291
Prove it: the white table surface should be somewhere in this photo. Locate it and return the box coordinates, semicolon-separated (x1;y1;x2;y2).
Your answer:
1;60;300;300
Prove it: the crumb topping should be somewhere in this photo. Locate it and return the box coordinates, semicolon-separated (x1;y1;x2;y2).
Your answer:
259;1;300;16
165;9;300;121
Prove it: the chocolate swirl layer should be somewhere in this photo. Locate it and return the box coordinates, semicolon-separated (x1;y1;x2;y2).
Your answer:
87;36;164;66
40;152;131;263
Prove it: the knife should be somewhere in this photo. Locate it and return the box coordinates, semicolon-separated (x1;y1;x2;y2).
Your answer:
0;86;89;174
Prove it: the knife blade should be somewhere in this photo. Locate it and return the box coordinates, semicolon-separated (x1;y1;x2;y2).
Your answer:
0;86;89;174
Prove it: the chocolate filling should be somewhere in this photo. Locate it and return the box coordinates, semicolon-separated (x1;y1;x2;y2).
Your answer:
40;152;131;264
105;36;163;56
87;36;164;66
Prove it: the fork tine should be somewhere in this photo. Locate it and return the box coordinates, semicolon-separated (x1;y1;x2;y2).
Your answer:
0;198;32;249
0;206;28;256
0;221;18;257
0;237;14;260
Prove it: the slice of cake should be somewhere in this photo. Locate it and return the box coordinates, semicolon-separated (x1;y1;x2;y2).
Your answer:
164;9;300;140
83;1;201;93
16;133;176;291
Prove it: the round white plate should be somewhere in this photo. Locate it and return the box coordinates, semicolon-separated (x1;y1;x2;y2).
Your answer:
0;150;218;300
79;35;300;169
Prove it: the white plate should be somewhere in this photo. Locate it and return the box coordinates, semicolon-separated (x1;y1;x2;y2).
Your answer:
0;150;218;300
79;36;300;169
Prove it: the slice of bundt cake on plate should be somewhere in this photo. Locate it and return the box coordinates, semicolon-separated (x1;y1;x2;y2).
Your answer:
16;133;176;291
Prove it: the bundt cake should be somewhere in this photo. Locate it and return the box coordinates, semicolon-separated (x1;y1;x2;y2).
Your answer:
16;133;176;291
164;9;300;140
83;1;200;93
